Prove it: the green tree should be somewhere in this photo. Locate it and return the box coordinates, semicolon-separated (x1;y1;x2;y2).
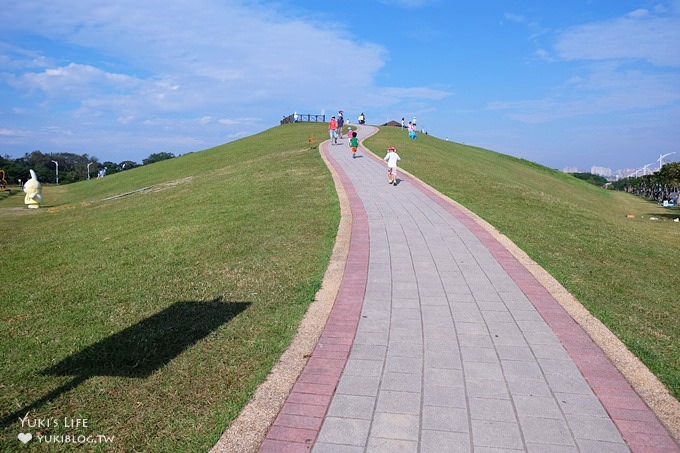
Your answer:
571;172;608;187
143;152;175;165
118;160;140;171
658;162;680;187
5;151;101;184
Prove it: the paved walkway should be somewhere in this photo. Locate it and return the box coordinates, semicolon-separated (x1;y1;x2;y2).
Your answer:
260;126;678;452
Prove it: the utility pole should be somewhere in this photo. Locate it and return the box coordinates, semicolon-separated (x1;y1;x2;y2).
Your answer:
51;160;59;184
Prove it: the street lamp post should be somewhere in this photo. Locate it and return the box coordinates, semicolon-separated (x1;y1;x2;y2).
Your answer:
87;162;93;180
658;152;676;170
51;160;59;184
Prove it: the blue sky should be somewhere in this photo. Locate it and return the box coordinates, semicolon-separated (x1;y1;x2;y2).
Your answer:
1;0;679;172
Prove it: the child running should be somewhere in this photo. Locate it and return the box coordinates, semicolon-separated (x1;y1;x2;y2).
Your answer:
349;131;359;158
384;146;401;186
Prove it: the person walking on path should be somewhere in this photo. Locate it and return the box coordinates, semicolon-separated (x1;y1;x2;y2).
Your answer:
349;131;359;159
358;112;365;125
328;116;338;144
384;145;401;185
337;111;345;139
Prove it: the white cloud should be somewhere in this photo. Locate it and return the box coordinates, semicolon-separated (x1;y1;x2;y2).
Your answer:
218;118;258;126
491;5;680;126
14;63;141;97
378;0;436;7
0;1;405;159
489;63;680;123
1;0;449;123
0;128;27;137
379;86;452;101
554;8;680;67
503;13;526;23
533;48;555;62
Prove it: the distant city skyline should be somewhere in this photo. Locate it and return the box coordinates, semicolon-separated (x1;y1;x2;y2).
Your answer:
563;150;679;178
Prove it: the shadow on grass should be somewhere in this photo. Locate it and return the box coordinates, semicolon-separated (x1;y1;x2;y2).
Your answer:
1;300;249;427
645;212;680;221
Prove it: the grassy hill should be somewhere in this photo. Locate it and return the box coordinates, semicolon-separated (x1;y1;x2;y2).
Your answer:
0;123;337;451
1;123;677;451
365;127;679;400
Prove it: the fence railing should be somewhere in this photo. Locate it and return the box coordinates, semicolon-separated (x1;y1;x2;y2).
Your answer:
281;113;326;125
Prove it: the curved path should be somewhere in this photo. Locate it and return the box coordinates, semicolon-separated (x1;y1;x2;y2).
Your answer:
260;126;678;452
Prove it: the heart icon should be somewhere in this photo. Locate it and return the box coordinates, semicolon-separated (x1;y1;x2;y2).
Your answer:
18;432;33;444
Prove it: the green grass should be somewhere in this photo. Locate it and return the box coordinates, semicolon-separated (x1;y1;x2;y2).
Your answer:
0;123;337;451
2;122;678;452
366;127;680;399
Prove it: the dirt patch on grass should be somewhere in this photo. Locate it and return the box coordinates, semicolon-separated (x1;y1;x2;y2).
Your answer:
96;177;194;203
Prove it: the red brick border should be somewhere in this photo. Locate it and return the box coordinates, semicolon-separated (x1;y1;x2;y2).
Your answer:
396;162;679;453
259;144;369;452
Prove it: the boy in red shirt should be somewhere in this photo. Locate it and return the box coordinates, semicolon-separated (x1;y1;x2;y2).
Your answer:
328;116;338;144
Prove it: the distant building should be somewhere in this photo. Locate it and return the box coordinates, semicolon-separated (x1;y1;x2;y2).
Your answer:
562;166;579;174
616;168;638;179
591;166;612;177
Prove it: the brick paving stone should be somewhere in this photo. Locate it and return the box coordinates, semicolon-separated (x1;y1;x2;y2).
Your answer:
365;437;418;453
375;390;422;414
420;430;471;453
325;394;375;420
314;417;370;447
370;412;420;441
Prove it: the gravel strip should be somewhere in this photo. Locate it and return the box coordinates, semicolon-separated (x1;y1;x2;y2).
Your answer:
210;147;352;453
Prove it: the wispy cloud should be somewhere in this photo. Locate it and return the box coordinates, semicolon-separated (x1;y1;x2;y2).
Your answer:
554;8;680;67
503;13;526;24
0;128;28;137
378;0;437;7
379;86;452;101
490;62;680;123
492;5;680;125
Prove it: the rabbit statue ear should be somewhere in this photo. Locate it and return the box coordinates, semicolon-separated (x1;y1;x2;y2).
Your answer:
29;169;38;180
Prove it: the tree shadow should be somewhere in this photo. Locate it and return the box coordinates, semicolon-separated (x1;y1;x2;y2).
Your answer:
1;300;249;427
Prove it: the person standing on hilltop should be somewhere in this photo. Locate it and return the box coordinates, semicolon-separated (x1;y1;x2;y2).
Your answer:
337;111;345;139
328;116;338;145
358;112;365;125
384;146;401;186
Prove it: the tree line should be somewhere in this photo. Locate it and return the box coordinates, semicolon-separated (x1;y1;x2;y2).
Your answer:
571;172;609;186
609;162;680;203
0;151;176;185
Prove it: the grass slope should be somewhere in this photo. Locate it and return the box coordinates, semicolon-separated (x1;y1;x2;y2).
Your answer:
366;127;679;399
0;123;336;451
